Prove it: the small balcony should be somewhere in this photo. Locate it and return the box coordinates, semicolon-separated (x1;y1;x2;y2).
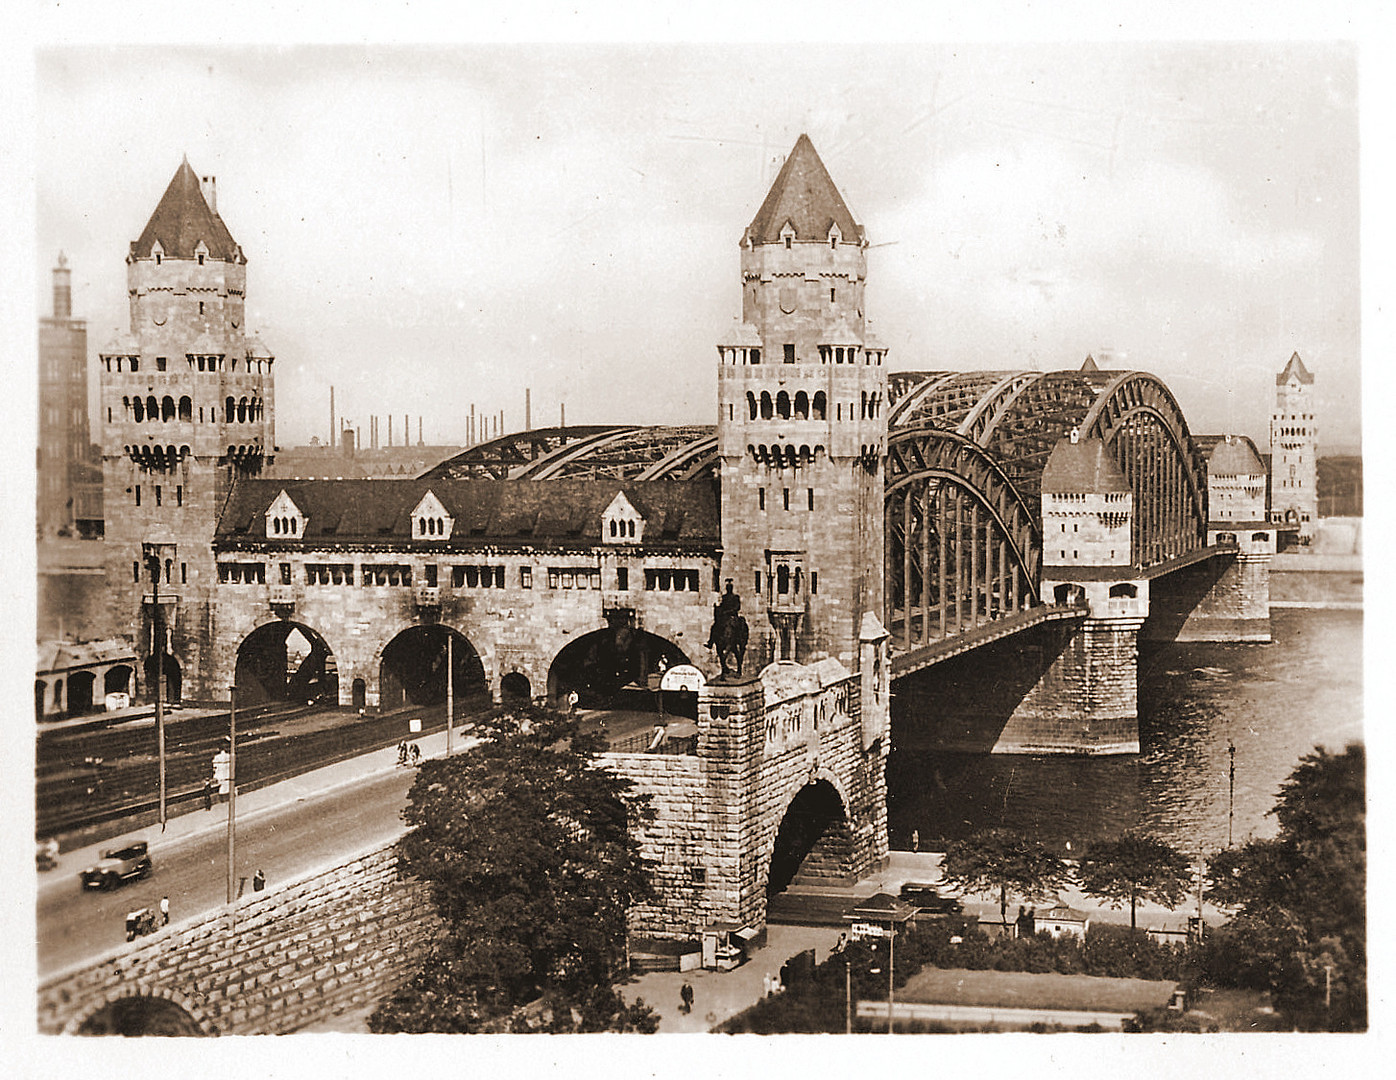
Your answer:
269;583;295;617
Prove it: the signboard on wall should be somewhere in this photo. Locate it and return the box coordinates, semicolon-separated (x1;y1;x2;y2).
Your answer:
660;664;706;693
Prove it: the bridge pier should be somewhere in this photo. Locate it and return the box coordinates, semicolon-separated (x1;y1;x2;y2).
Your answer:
1145;531;1274;644
994;614;1145;755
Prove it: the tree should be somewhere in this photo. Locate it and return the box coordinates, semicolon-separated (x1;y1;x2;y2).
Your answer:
369;705;658;1033
939;828;1071;926
1076;830;1190;931
1204;744;1365;1031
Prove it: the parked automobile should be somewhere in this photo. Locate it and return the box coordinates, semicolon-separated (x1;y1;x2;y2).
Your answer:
80;840;152;891
898;881;964;916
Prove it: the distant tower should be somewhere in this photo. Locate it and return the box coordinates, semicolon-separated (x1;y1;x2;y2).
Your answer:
716;134;888;670
37;252;98;538
1269;352;1317;539
98;159;276;699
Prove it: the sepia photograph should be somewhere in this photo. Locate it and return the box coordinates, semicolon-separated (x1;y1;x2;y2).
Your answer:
10;3;1379;1064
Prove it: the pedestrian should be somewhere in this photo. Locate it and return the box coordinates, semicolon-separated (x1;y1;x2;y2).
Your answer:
397;741;408;766
911;828;919;853
567;689;579;715
680;982;694;1014
253;869;266;892
410;743;421;765
1015;905;1028;937
159;895;169;926
203;778;215;811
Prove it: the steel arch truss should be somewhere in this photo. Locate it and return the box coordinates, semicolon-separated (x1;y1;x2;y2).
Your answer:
884;425;1042;652
1077;372;1209;566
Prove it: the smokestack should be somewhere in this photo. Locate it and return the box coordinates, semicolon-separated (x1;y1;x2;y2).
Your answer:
561;402;566;429
201;175;217;214
404;415;409;446
525;388;531;431
52;252;71;319
470;404;475;445
388;414;393;447
330;386;336;449
418;416;423;446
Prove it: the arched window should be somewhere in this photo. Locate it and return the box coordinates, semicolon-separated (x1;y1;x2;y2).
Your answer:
628;520;635;538
290;518;297;535
1108;583;1138;599
237;397;248;423
777;564;790;595
760;392;773;420
776;391;791;420
162;396;175;422
147;395;159;421
812;391;827;420
130;397;142;421
609;520;617;538
226;397;236;423
860;391;868;419
794;391;809;419
747;391;758;420
178;396;192;422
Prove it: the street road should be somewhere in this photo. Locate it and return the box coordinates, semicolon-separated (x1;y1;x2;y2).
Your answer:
37;768;416;978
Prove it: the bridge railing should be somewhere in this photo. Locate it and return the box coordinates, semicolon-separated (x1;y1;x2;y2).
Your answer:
606;729;698;756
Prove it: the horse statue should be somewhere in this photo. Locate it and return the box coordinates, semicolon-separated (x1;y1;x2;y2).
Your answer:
706;580;749;679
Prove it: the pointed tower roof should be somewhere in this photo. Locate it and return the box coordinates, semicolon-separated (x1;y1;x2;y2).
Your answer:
1080;354;1099;373
1042;432;1131;494
745;134;862;245
131;159;241;261
1276;351;1314;386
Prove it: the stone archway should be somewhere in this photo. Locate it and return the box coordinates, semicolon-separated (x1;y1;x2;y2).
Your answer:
140;653;182;705
68;670;97;716
74;993;206;1036
500;671;531;703
351;678;367;710
766;778;856;900
547;621;689;710
104;665;133;695
378;625;488;711
235;621;338;706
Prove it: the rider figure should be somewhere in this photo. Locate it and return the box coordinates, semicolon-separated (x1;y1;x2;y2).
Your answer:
706;580;740;648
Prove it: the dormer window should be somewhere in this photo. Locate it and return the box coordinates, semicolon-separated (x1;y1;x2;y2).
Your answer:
601;491;645;544
780;221;796;250
264;490;306;539
409;490;455;541
828;223;842;249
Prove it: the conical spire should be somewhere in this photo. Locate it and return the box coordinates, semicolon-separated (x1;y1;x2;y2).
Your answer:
131;159;241;261
1276;351;1314;385
745;134;862;245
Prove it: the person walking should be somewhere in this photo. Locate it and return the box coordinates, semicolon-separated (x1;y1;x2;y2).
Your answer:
410;743;421;765
679;982;694;1015
203;778;215;811
159;896;169;926
911;829;919;853
252;869;266;892
397;741;409;766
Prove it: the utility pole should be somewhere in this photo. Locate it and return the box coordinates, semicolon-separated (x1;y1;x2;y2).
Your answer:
887;923;896;1034
142;541;172;829
227;686;237;905
445;633;453;757
845;953;852;1034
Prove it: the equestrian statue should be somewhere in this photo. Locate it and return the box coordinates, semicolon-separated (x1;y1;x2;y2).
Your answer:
706;579;749;679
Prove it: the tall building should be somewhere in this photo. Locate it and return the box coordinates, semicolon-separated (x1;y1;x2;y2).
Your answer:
38;253;100;538
1269;351;1317;538
98;159;275;700
716;135;888;669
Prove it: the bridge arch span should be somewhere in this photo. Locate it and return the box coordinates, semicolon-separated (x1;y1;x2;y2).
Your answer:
547;622;690;710
234;619;339;706
374;624;489;711
764;776;855;900
67;985;216;1036
885;425;1042;651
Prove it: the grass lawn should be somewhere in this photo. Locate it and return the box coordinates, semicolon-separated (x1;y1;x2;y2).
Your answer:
899;967;1176;1014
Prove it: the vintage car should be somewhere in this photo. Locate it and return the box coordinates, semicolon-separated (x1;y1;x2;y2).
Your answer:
80;840;153;891
898;881;965;917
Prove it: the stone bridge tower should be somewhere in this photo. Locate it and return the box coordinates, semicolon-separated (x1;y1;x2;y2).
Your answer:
716;135;888;671
1270;351;1317;539
98;159;275;700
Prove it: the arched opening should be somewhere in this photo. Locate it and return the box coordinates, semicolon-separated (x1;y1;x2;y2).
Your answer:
500;671;532;703
146;395;158;421
351;677;367;710
162;396;176;421
760;392;773;420
141;653;182;705
747;391;758;420
794;391;809;419
132;397;144;422
767;779;853;899
547;619;689;711
67;671;97;716
178;396;192;422
35;680;47;721
76;995;204;1036
776;391;791;419
378;625;488;712
1108;583;1138;599
234;622;338;706
105;665;133;695
812;391;827;420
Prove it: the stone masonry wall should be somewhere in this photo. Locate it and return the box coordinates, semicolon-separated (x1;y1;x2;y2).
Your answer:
39;844;437;1036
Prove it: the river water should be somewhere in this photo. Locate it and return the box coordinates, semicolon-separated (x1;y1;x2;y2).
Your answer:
886;608;1363;856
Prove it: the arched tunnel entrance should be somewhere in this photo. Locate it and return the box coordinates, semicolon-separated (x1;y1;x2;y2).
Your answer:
767;780;855;900
141;652;182;706
379;625;488;711
547;618;690;710
75;995;204;1036
235;622;337;706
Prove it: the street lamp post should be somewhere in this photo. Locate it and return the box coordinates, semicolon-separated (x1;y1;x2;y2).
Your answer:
1227;740;1237;848
445;633;453;757
887;922;896;1034
142;540;174;829
227;685;237;905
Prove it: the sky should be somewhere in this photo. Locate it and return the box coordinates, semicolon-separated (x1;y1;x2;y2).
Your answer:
33;40;1363;453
